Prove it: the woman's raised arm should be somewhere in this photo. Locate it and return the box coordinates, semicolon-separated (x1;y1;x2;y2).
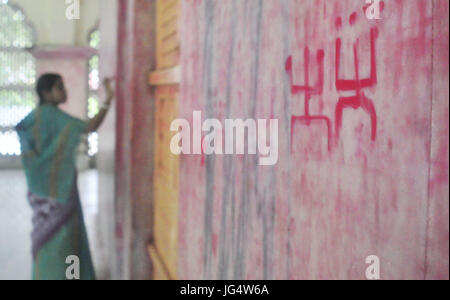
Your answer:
85;77;115;133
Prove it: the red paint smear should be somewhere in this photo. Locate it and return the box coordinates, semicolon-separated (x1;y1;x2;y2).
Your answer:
335;28;378;141
286;49;332;151
349;12;357;26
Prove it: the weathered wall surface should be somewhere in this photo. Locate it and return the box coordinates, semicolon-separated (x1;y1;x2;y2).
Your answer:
426;0;449;280
179;0;449;280
113;0;156;280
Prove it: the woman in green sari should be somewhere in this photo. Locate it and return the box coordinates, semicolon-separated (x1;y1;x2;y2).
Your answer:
15;74;114;280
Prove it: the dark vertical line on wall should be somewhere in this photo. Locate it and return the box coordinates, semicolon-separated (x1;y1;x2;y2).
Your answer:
280;0;292;280
218;0;238;280
262;189;268;279
253;4;264;279
235;0;264;280
264;155;277;279
423;0;435;281
203;0;216;280
250;0;263;118
269;170;276;279
260;2;279;280
263;181;277;280
234;169;245;279
232;1;250;280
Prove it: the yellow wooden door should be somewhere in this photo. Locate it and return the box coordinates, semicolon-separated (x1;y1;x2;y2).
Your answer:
148;0;181;280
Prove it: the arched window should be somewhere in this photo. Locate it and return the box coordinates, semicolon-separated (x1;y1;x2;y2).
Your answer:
0;1;36;156
87;28;100;157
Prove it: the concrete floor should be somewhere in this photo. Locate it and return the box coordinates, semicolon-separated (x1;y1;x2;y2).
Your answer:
0;169;104;280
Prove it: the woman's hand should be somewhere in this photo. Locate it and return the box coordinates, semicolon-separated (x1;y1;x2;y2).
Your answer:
85;77;115;133
103;77;115;103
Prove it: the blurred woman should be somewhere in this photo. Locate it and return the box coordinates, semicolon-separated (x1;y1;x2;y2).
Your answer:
15;74;114;280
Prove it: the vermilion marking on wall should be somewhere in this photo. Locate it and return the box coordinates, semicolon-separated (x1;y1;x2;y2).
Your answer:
178;0;449;280
286;49;332;151
335;25;378;141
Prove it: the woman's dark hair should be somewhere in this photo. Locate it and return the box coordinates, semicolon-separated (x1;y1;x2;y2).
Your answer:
36;73;62;105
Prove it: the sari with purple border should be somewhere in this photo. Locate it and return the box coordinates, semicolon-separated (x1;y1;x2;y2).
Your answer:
16;104;95;280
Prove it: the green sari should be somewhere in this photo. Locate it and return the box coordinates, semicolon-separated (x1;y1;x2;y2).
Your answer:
15;104;95;280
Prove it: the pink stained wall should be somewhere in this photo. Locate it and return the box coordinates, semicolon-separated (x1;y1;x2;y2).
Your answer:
95;0;156;280
111;0;156;279
178;0;449;280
